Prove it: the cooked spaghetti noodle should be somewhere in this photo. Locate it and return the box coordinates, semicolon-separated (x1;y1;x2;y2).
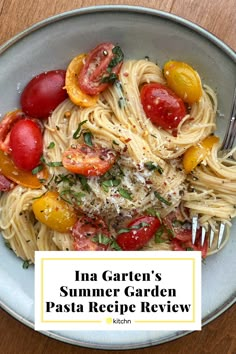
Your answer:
0;58;235;263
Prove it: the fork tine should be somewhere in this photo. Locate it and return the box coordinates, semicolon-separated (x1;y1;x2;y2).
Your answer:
209;228;215;248
201;227;206;246
217;222;225;249
192;215;198;244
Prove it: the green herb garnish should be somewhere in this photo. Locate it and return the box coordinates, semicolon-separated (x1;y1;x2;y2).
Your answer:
73;120;87;139
117;222;150;234
22;260;30;269
47;142;55;149
144;161;163;174
154;191;171;206
155;225;165;243
101;178;121;192
83;131;94;147
118;188;132;200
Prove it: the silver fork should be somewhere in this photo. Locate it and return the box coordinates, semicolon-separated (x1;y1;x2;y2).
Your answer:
192;87;236;249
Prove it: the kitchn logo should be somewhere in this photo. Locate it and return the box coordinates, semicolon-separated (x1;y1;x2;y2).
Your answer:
106;317;132;325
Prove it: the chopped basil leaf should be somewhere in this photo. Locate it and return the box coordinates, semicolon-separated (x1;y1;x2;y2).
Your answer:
117;222;150;234
73;120;87;139
144;161;163;174
155;225;165;243
54;173;77;186
92;234;121;251
83;131;93;147
32;164;43;175
46;161;63;167
118;188;132;200
22;260;30;269
101;72;118;84
47;141;55;149
186;247;194;251
112;140;119;146
78;175;91;192
154;191;171;206
101;178;121;192
145;208;161;221
92;233;111;245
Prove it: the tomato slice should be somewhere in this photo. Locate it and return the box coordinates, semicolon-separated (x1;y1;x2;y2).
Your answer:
183;135;219;173
78;42;124;95
116;215;161;250
9;118;43;171
0;110;25;153
0;149;47;189
21;70;68;119
32;191;77;233
72;215;111;251
0;173;14;191
140;83;187;130
62;144;116;177
65;53;98;107
171;229;208;258
163;61;202;104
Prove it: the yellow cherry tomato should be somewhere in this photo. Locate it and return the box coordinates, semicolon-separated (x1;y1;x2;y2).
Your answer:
32;191;77;233
0;149;48;189
183;136;219;173
163;61;202;104
65;53;98;107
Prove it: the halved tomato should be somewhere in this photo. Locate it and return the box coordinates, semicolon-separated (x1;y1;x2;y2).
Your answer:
116;215;161;250
140;83;187;131
163;61;202;104
0;149;47;189
65;53;98;107
0;110;25;153
183;135;219;173
78;42;124;95
62;144;116;177
32;191;77;232
72;215;111;251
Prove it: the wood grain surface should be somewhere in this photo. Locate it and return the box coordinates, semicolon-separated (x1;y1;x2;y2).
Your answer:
0;1;235;353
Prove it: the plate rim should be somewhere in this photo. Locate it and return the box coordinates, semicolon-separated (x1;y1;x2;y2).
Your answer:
0;4;235;350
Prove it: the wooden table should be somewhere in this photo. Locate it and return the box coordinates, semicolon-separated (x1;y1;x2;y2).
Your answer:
0;1;235;353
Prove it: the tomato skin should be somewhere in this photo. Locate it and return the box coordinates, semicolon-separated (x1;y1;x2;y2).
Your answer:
32;191;77;233
0;110;25;153
0;149;47;189
116;216;161;251
20;70;68;119
78;42;124;95
171;229;208;258
9;119;43;171
140;83;187;130
62;144;116;177
65;53;98;107
163;61;202;104
183;135;219;173
72;215;111;251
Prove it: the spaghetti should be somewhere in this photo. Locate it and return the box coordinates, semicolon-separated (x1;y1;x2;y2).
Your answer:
0;56;235;263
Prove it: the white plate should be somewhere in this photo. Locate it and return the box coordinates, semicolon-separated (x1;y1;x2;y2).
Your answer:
0;5;235;350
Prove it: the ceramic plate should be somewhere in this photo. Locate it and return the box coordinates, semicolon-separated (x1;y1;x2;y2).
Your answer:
0;5;235;350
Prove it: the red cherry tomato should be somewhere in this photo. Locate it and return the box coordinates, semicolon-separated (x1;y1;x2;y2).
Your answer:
116;215;161;251
0;173;14;192
72;215;111;251
78;42;124;95
140;83;187;130
62;144;116;177
9;119;43;171
0;110;25;153
171;228;208;258
20;70;68;119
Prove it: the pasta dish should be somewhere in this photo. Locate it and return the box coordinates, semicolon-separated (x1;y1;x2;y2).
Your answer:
0;42;235;265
